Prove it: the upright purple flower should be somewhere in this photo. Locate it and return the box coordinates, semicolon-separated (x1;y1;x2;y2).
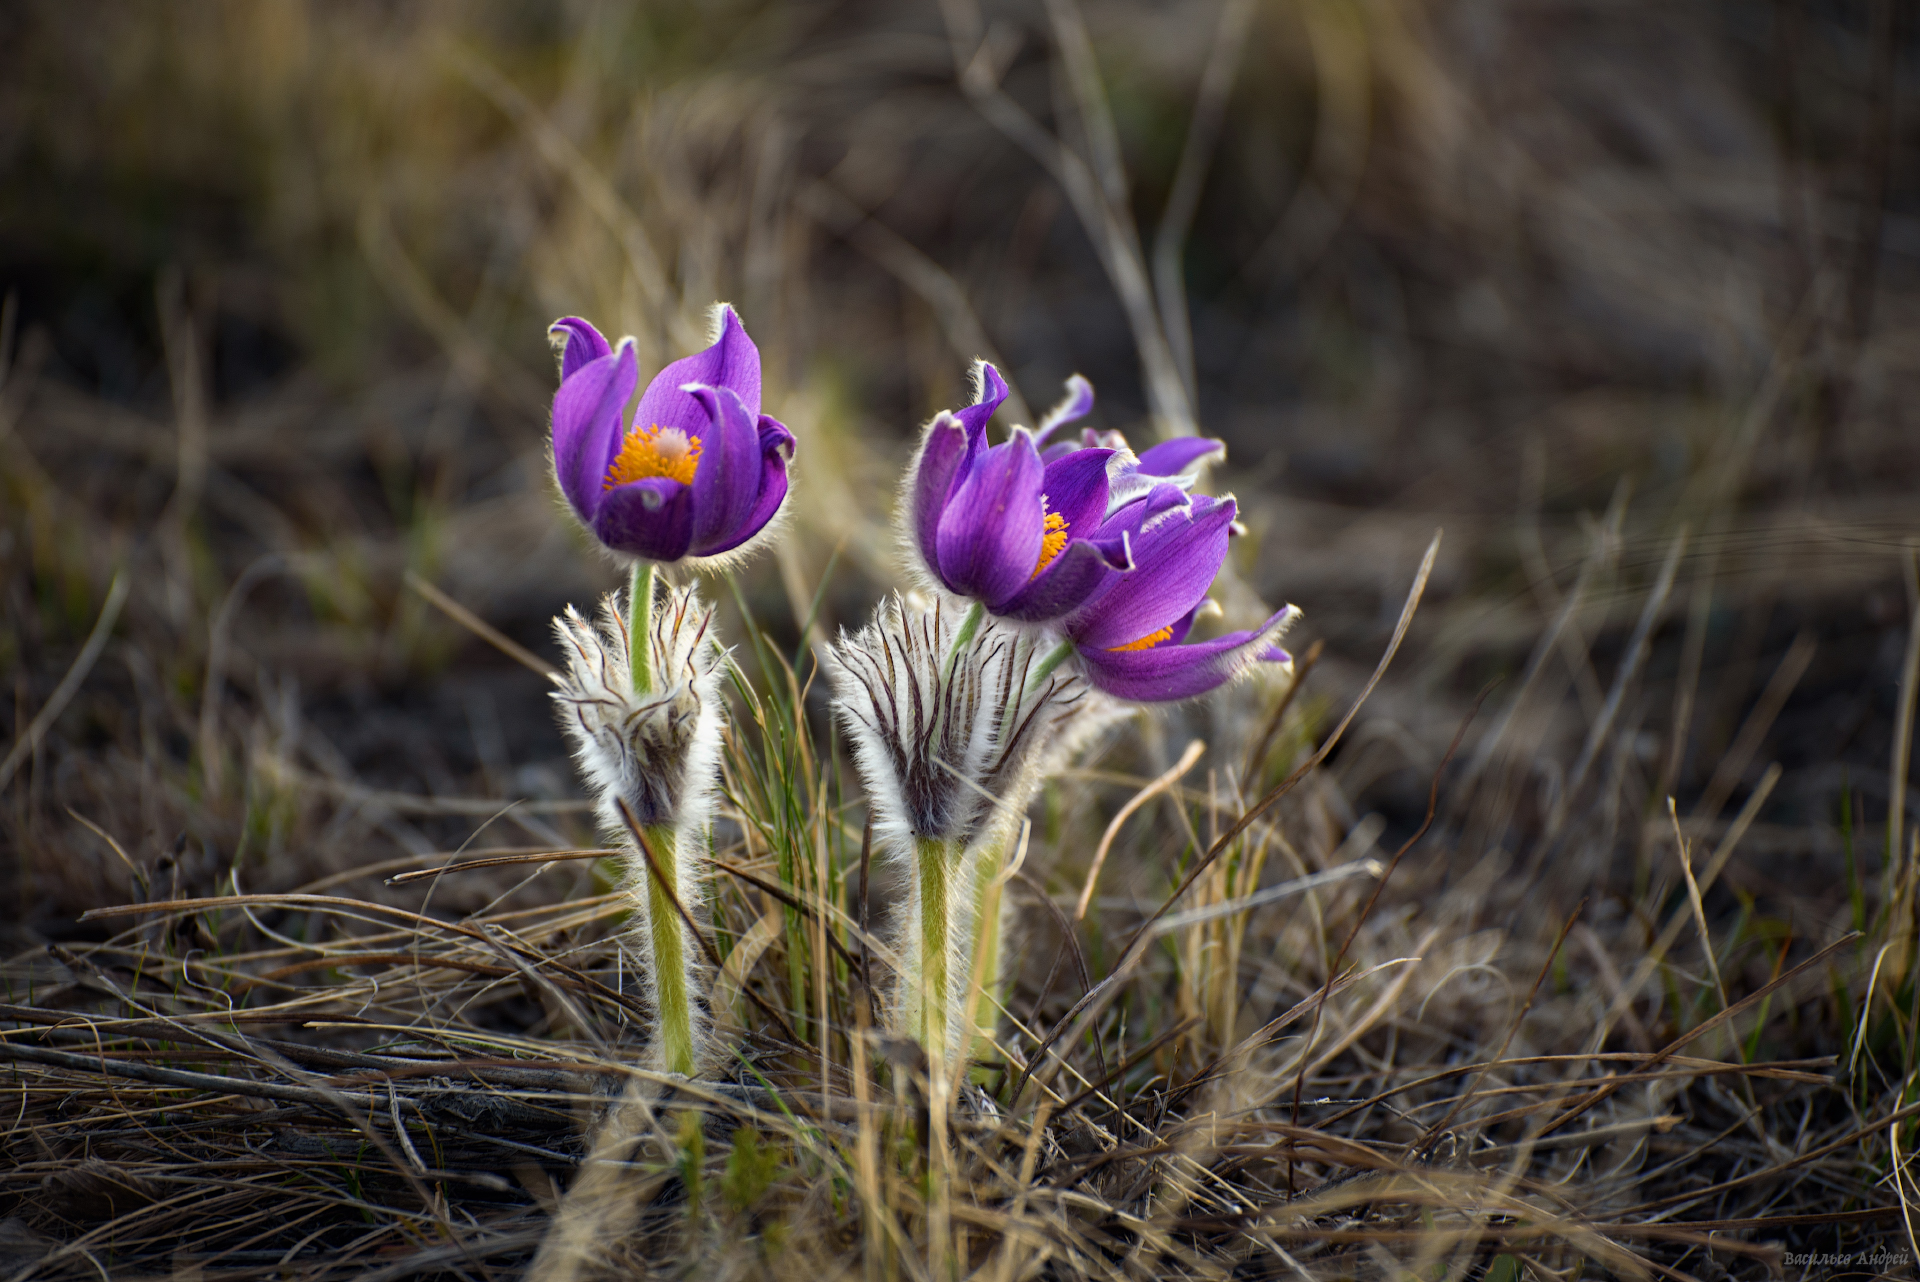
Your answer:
1057;493;1297;702
549;306;794;565
543;305;794;1074
902;364;1214;626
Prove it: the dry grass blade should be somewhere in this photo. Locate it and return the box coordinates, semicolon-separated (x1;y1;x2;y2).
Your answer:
385;847;614;885
1890;544;1920;909
405;569;559;677
0;569;127;791
1074;738;1205;919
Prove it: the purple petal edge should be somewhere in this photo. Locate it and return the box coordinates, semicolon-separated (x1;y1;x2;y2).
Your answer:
1033;374;1095;446
551;317;612;382
1136;436;1226;477
550;340;639;526
908;412;971;587
954;361;1011;441
632;304;763;437
934;429;1045;609
1077;605;1299;703
593;477;696;562
684;384;763;552
1068;496;1237;651
693;414;794;558
992;532;1127;623
1040;448;1113;532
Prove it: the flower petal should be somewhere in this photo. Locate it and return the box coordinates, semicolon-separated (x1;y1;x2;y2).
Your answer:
1099;480;1196;537
550;317;612;382
935;430;1045;609
953;361;1010;442
593;477;695;562
1032;374;1095;446
989;448;1129;622
632;304;762;434
1136;436;1226;477
1040;447;1113;533
550;340;639;526
694;413;794;558
756;414;796;457
684;384;763;552
1068;495;1237;650
1107;453;1199;512
907;411;971;582
1077;606;1299;702
992;532;1131;622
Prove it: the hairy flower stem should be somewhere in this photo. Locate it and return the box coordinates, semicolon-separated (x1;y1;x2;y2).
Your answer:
910;836;960;1068
643;823;696;1076
941;602;987;686
627;562;655;695
1025;640;1075;694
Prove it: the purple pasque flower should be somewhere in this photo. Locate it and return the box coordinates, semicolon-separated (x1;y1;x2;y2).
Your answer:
904;364;1215;625
1060;492;1297;702
548;306;795;564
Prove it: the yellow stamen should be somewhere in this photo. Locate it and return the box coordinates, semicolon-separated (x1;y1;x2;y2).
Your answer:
1032;507;1070;579
1109;624;1175;653
604;425;701;490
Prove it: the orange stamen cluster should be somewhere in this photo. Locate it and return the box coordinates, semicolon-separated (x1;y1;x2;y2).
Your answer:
604;425;701;490
1031;505;1070;579
1109;623;1175;653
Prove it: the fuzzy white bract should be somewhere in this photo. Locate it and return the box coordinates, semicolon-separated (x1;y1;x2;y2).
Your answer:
823;597;1113;848
551;580;726;1074
822;596;1123;1065
552;584;725;836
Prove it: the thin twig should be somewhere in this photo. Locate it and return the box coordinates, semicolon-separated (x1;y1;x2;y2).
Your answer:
0;570;129;792
387;848;615;885
406;569;557;677
1240;638;1324;789
1074;739;1206;920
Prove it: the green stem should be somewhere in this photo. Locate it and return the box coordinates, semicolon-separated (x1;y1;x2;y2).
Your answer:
941;602;987;686
644;824;695;1076
1025;639;1075;694
969;844;1008;1066
628;561;655;696
911;836;957;1068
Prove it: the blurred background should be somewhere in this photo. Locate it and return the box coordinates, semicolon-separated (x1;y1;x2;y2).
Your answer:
3;0;1917;945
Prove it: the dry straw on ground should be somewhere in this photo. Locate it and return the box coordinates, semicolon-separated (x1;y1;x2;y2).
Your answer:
3;1;1917;1277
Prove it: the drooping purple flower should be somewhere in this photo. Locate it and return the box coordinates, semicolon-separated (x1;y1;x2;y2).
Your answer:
903;364;1212;625
1060;492;1297;702
548;307;795;565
